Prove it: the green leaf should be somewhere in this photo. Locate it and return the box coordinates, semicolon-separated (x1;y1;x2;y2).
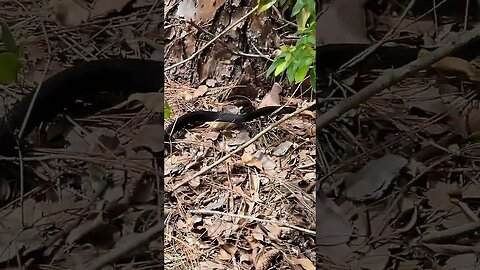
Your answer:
164;100;172;119
296;8;310;30
295;64;310;83
267;59;283;77
306;0;316;14
274;60;289;76
291;0;305;16
310;68;316;92
285;51;292;62
0;22;18;55
286;61;298;82
0;52;22;84
258;0;277;13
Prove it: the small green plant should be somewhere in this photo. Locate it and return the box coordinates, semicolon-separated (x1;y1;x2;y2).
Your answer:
259;0;316;91
164;99;171;120
0;22;23;84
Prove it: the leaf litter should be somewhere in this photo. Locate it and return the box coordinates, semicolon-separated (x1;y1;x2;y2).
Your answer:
317;1;480;269
0;1;164;268
164;1;316;266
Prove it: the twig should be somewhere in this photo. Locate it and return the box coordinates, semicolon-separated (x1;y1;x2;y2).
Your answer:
338;0;416;71
79;222;165;270
165;5;259;71
18;58;51;139
190;209;315;235
186;19;269;60
422;222;480;243
170;103;314;191
316;24;480;132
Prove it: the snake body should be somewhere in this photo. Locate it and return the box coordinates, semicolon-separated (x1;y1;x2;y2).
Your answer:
2;42;480;156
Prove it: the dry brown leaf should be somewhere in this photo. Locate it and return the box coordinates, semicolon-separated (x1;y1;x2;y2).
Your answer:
445;253;480;269
354;245;390;270
317;194;354;262
290;257;315;270
317;0;369;44
431;57;480;82
467;109;480;135
198;261;228;269
226;129;250;146
393;206;418;233
52;0;89;27
401;86;445;115
255;249;282;270
184;33;197;58
272;141;293;156
344;154;407;201
462;184;480;200
198;58;214;83
192;85;209;99
242;150;275;171
441;207;471;229
424;183;458;211
66;244;101;268
127;92;163;113
0;195;88;263
260;83;282;107
195;0;226;23
90;0;132;19
130;122;164;153
122;26;139;53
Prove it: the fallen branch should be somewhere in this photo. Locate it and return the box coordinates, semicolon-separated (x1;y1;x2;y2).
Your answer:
78;222;165;270
316;25;480;131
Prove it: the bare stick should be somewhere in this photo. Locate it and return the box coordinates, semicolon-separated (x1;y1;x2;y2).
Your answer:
79;222;165;270
316;25;480;132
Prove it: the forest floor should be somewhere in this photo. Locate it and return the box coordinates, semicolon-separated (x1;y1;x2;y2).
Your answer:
317;1;480;269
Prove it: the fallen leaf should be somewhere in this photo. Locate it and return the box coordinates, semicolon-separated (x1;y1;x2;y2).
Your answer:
272;141;293;156
445;253;480;269
317;0;369;44
255;249;281;270
129;122;164;153
462;184;480;201
260;83;282;107
290;257;315;270
424;182;458;211
52;0;90;27
344;154;407;201
192;85;209;99
353;244;391;270
195;0;226;23
432;57;480;82
90;0;132;19
242;150;275;171
317;193;354;262
127;92;164;113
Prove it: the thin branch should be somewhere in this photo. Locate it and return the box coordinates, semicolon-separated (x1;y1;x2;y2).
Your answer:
79;222;165;270
316;25;480;132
